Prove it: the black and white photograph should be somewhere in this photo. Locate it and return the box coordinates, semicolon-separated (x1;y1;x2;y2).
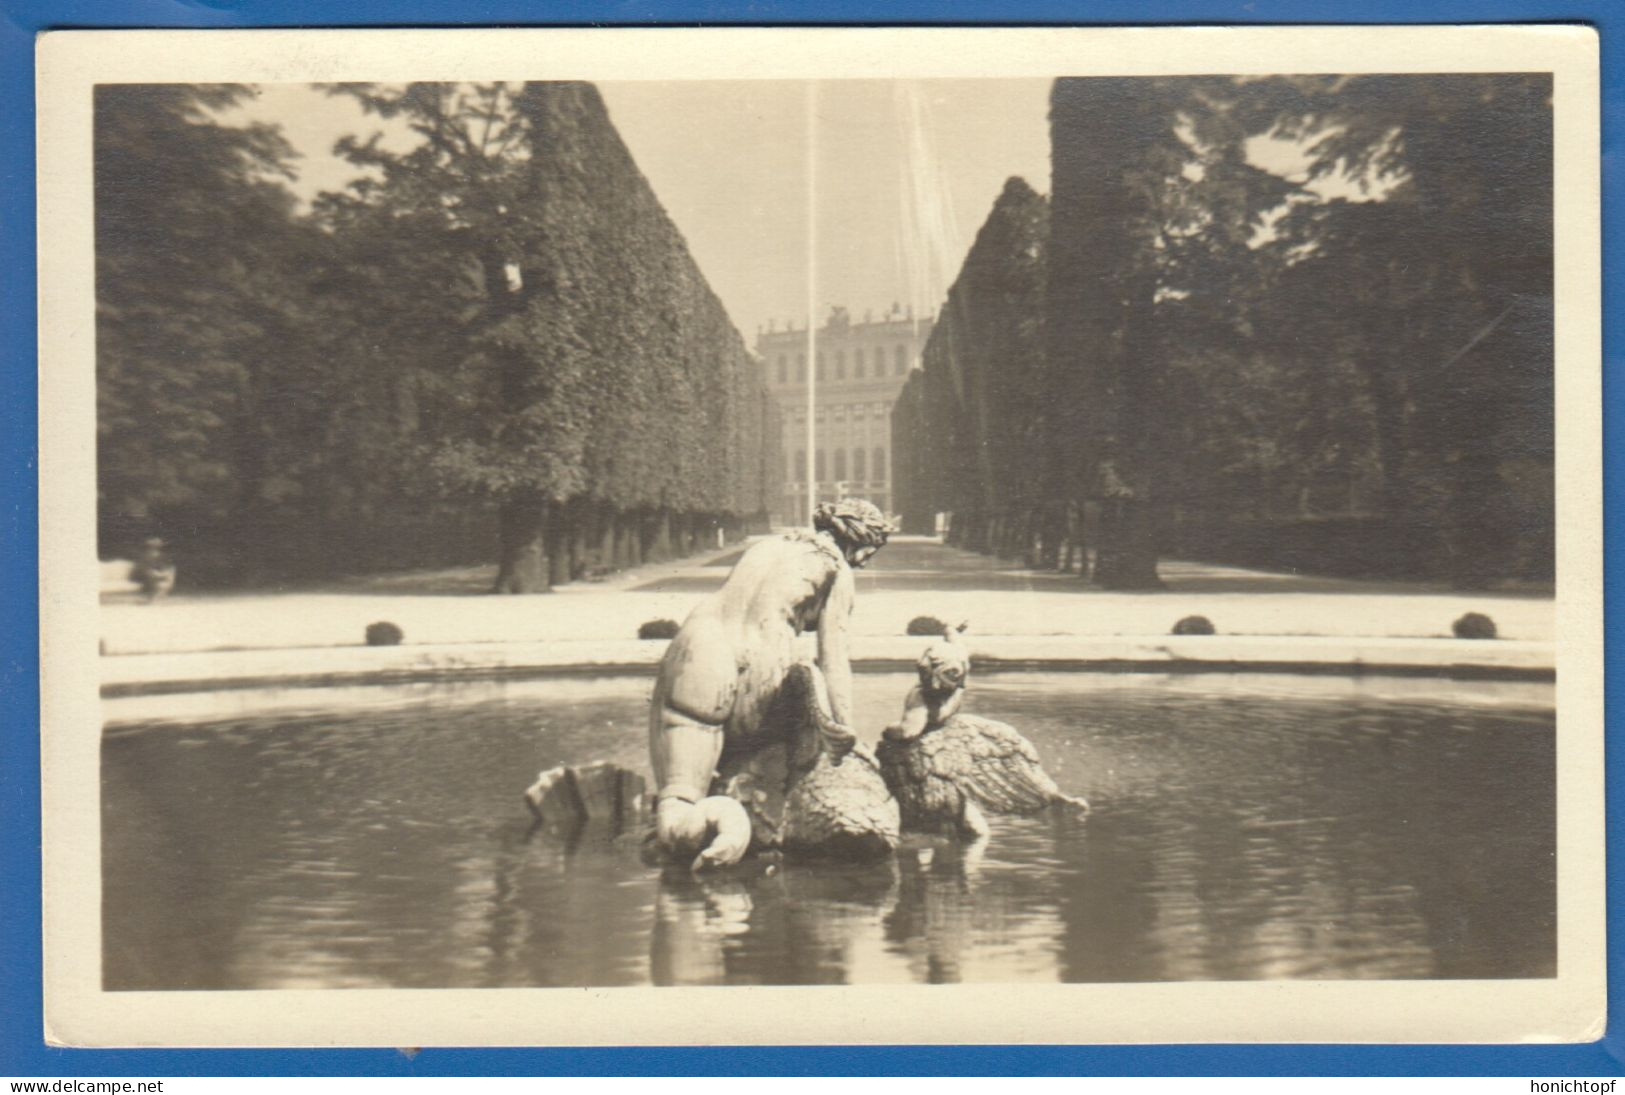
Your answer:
37;26;1603;1046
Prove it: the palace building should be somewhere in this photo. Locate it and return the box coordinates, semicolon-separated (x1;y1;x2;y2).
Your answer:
756;304;935;526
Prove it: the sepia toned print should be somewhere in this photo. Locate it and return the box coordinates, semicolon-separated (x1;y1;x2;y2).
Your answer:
39;26;1602;1046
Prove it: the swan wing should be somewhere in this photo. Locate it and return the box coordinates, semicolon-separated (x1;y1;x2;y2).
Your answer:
918;715;1084;815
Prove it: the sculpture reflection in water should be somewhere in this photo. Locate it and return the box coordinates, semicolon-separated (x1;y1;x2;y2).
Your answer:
650;831;1078;986
882;841;984;985
651;859;901;986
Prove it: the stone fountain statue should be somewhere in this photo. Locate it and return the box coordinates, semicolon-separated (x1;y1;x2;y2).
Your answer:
646;499;897;869
526;510;1086;865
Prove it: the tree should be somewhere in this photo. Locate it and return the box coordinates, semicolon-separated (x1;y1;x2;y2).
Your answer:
319;82;779;591
318;82;588;592
1042;74;1551;587
95;83;307;571
1047;77;1291;589
890;370;935;535
1246;74;1554;584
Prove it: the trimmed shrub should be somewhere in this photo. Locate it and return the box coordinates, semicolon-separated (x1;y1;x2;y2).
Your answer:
638;618;680;640
906;615;949;637
1172;615;1216;636
1452;612;1498;640
365;621;404;646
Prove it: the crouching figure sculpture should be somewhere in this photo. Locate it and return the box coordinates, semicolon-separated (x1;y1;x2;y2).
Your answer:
647;499;898;869
529;660;901;869
529;547;1085;867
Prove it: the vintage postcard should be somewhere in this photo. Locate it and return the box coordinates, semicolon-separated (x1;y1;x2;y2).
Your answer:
36;24;1602;1047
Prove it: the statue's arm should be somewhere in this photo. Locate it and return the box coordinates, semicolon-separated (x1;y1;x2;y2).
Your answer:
885;687;930;740
816;565;857;727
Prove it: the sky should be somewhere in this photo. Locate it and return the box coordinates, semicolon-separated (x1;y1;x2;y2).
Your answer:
226;80;1052;343
598;79;1052;339
224;80;1352;346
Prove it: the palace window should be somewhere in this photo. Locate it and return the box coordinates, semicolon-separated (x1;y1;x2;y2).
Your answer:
796;354;807;383
835;350;846;380
853;447;867;481
777;355;788;385
894;345;907;375
816;352;826;382
854;348;866;378
790;451;801;482
833;449;848;481
815;449;827;482
873;446;887;482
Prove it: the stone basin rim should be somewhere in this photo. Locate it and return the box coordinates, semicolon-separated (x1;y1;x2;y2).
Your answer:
99;636;1556;698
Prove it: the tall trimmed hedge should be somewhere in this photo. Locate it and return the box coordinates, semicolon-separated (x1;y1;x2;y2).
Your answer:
486;83;780;587
93;81;779;589
893;178;1052;560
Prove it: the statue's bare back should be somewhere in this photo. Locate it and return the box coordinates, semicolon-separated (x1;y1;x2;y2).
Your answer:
648;503;894;869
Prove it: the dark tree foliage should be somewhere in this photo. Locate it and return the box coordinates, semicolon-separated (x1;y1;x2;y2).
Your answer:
1047;77;1296;589
1252;75;1554;586
898;74;1550;588
1047;79;1171;589
95;81;778;589
95;84;300;565
1040;74;1550;588
889;370;935;535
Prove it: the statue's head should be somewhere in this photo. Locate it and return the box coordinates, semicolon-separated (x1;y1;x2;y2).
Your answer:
814;498;897;569
917;621;970;695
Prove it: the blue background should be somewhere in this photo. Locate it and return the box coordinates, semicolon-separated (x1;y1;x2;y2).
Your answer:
2;0;1618;1077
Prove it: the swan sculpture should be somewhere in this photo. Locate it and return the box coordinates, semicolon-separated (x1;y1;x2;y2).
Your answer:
524;634;1083;861
876;626;1089;838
